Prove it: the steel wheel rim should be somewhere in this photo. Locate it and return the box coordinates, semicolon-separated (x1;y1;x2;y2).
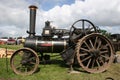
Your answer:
10;48;39;75
76;33;114;73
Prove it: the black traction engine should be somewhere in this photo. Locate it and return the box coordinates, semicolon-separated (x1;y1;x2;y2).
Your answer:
10;5;115;75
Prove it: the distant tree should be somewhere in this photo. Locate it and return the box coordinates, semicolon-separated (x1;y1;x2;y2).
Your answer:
99;29;111;38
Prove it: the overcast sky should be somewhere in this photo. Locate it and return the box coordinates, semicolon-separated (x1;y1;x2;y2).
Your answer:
0;0;120;37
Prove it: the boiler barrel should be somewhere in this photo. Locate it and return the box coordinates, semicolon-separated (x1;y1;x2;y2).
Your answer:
24;38;68;53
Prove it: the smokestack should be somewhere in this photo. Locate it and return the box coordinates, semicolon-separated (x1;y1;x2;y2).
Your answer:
27;5;38;37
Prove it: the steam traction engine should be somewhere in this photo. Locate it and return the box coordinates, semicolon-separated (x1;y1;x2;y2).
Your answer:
10;5;115;75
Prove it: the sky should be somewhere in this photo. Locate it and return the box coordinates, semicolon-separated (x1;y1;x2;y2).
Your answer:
0;0;120;37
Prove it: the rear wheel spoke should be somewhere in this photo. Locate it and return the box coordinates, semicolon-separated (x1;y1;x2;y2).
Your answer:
100;50;108;54
100;44;109;50
89;39;94;49
94;36;98;48
84;41;91;49
81;56;91;62
80;48;90;52
101;55;110;60
97;39;102;49
86;59;92;68
99;58;105;65
96;59;100;67
80;53;88;56
92;59;95;68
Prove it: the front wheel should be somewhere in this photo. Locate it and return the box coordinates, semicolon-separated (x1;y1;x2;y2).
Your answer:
10;48;39;75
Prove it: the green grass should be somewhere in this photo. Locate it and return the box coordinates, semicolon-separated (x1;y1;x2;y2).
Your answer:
0;44;23;50
0;45;120;80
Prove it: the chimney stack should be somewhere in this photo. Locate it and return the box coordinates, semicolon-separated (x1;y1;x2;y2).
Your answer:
27;5;37;37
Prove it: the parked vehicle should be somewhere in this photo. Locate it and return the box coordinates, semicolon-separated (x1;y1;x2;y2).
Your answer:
0;40;6;45
16;37;25;45
7;38;16;45
0;37;8;44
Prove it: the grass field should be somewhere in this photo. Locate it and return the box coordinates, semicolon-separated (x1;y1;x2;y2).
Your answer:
0;45;120;80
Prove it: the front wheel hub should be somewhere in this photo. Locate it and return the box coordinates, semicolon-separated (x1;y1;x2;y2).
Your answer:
21;60;28;65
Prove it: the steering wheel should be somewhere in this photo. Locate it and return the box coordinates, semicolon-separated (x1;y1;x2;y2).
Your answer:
69;19;97;43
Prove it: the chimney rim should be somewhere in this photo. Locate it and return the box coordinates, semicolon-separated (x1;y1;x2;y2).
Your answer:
29;5;38;9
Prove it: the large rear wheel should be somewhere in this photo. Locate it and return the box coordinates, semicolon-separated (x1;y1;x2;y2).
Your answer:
76;33;114;73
